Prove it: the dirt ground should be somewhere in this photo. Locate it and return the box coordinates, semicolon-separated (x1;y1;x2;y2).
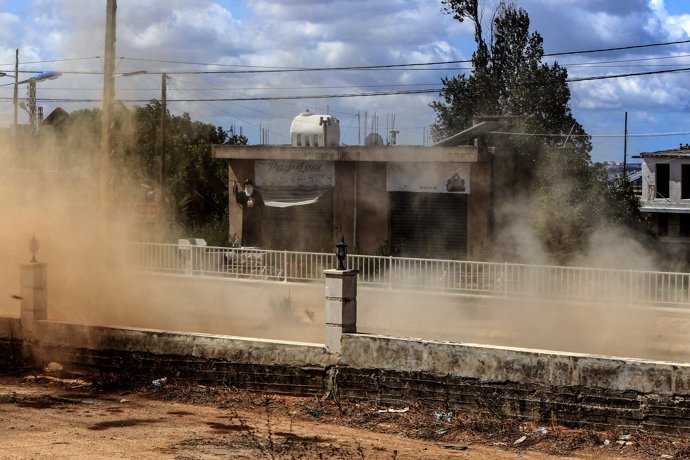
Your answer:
1;374;689;460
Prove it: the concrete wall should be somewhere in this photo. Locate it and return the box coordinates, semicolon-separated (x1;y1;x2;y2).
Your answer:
3;315;690;431
333;162;389;253
468;160;493;260
353;162;389;253
10;319;335;395
6;261;690;432
0;318;24;373
341;334;690;395
338;334;690;431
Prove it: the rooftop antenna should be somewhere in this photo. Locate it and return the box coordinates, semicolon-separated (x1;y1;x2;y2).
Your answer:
389;114;399;146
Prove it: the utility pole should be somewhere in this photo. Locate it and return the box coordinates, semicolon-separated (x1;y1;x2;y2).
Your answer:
623;111;628;176
100;0;116;229
13;49;18;168
160;73;167;204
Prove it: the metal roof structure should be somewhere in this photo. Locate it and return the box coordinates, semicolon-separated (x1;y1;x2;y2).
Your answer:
431;120;507;147
640;147;690;157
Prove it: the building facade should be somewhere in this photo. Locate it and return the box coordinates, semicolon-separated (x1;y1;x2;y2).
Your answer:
640;147;690;248
212;143;494;260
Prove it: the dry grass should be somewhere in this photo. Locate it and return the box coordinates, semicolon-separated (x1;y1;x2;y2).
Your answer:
137;380;690;459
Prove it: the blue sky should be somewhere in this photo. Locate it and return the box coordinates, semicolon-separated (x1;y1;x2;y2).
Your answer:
1;0;690;163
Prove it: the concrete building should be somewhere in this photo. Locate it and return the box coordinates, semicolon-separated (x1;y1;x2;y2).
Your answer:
640;146;690;250
212;119;502;260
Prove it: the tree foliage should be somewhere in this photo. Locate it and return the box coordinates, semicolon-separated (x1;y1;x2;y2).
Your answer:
433;0;589;153
433;0;646;264
49;101;245;245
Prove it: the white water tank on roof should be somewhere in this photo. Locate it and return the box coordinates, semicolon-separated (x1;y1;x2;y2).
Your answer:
290;109;340;147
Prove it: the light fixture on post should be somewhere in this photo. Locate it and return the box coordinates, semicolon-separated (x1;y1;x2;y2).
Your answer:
17;70;62;133
335;236;348;271
114;70;147;78
10;69;62;169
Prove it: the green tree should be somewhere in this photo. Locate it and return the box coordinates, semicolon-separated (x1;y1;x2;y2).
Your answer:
130;101;246;244
49;102;246;245
433;0;645;263
433;0;590;153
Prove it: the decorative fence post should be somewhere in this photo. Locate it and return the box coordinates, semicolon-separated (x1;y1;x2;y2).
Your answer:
20;235;47;339
323;238;357;354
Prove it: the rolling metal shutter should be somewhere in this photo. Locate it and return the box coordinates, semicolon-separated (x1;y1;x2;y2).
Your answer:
390;192;467;259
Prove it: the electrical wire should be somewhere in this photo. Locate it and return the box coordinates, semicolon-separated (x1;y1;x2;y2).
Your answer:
0;88;442;103
567;67;690;82
3;37;690;77
544;39;690;57
490;131;690;139
114;39;690;71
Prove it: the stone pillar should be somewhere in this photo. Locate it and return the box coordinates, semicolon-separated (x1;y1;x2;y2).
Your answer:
324;269;357;354
20;262;47;337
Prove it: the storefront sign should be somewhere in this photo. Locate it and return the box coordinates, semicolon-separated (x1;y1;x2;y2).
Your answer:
386;162;471;194
256;160;335;187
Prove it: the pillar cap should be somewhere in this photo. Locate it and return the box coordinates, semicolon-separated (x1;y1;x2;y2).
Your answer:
20;262;47;268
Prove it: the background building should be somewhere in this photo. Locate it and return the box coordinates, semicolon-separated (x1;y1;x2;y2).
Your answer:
212;117;499;260
640;146;690;251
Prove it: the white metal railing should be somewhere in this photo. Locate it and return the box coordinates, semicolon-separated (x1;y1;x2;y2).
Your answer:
121;242;690;307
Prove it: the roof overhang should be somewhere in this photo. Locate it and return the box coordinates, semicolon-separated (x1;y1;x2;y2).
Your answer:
640;149;690;159
212;144;485;163
640;203;690;214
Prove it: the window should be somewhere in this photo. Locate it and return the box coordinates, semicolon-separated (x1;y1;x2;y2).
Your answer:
659;213;669;237
683;165;690;199
656;163;670;198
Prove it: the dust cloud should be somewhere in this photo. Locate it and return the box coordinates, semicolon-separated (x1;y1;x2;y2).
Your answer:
0;122;322;344
374;152;684;362
1;118;685;362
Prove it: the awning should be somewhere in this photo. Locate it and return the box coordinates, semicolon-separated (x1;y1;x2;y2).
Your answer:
260;186;331;208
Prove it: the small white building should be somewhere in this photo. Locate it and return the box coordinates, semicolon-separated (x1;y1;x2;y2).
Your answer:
640;146;690;243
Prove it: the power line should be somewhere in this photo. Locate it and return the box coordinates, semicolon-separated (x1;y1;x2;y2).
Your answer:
21;82;442;92
115;39;690;71
567;66;690;82
15;56;101;64
119;56;472;72
545;39;690;57
0;88;441;103
490;130;690;138
566;53;690;67
3;37;689;77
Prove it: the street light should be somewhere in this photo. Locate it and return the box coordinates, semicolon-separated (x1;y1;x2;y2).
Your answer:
336;237;348;270
8;67;63;169
114;70;147;77
17;70;63;133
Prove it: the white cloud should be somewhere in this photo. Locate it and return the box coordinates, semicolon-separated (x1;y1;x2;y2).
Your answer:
2;0;690;159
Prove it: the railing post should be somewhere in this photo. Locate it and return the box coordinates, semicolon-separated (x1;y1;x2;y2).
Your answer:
283;250;288;282
184;247;192;275
629;268;633;307
388;255;393;289
323;268;357;354
504;262;509;298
